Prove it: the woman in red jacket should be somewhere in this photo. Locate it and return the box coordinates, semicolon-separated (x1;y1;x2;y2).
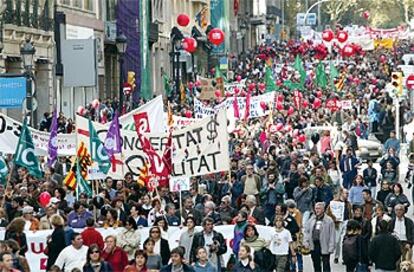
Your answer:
102;235;129;271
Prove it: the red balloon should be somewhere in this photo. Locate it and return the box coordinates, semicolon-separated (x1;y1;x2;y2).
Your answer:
248;83;256;91
287;106;294;116
302;100;309;108
276;80;283;86
240;90;246;97
177;14;190;27
214;89;222;98
342;44;355;57
236;75;242;82
322;29;334;42
258;83;266;91
276;102;284;111
260;101;267;110
336;31;348;43
195;80;201;87
380;55;387;63
298;134;306;143
77;106;85;115
185;110;192;118
234;87;240;95
362;11;370;20
277;94;284;102
208;28;225;46
225;92;232;97
313;98;322;109
39;192;51;208
188;81;194;89
275;123;284;131
182;37;197;53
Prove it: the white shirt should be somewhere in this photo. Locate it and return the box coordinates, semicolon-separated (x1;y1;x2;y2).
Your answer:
55;245;88;271
154;239;161;255
394;217;407;241
269;228;292;255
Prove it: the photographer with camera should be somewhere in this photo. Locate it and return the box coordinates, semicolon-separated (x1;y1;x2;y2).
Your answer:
190;217;227;272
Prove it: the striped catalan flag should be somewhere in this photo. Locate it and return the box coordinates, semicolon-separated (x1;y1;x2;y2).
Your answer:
335;73;346;91
137;163;150;189
63;142;92;190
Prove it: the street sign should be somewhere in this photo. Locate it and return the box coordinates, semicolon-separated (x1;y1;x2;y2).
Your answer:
406;74;414;90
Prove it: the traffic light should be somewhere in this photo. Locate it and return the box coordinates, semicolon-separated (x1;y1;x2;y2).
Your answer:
127;71;136;90
391;72;403;96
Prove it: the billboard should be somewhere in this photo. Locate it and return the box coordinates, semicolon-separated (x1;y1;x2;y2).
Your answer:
0;76;26;108
62;39;97;87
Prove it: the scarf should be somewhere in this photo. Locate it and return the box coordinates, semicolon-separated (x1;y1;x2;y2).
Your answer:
244;235;258;243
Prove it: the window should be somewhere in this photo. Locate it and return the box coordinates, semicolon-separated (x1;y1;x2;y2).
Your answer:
83;0;93;11
106;0;116;21
73;0;82;8
60;0;71;5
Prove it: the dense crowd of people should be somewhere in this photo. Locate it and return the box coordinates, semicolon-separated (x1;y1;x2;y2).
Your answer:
1;36;414;272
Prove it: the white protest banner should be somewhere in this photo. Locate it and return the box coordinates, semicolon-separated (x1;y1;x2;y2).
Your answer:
341;100;352;110
224;79;246;94
194;92;275;121
0;225;275;271
169;176;190;192
0;113;77;156
329;200;345;222
77;109;229;179
171;108;229;177
172;115;199;129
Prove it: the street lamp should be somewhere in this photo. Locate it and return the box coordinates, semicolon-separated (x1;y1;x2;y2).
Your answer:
20;39;35;127
170;27;183;105
240;21;247;56
116;33;127;114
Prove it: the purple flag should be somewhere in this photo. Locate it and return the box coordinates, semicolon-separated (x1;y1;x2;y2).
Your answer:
47;109;58;167
104;111;122;157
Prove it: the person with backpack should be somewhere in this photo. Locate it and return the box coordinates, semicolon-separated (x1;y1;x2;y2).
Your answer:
342;220;368;272
369;220;401;272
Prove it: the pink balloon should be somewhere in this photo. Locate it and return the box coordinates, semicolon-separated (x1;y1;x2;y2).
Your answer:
185;110;192;118
38;192;51;208
276;102;284;111
77;106;85;115
298;134;306;143
195;80;201;87
258;83;266;91
234;87;240;95
248;83;256;91
302;100;309;108
277;94;284;102
287;106;294;116
188;81;194;89
316;91;323;98
313;98;322;109
236;75;242;82
214;89;221;98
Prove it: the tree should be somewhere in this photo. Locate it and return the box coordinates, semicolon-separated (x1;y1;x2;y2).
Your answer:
323;0;359;26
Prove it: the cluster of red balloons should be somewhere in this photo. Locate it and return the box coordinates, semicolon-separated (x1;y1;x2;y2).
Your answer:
322;29;348;43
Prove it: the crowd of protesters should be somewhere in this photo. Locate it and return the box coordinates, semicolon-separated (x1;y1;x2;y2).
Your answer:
1;36;414;272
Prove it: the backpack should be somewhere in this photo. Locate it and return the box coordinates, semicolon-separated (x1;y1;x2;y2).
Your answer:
254;247;275;271
342;235;359;265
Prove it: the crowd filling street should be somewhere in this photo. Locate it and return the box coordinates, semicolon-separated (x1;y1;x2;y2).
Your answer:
2;35;414;272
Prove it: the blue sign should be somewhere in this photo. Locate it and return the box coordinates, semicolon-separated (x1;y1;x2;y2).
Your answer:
0;77;26;108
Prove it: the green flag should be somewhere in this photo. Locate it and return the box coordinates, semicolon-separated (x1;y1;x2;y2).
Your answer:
163;73;172;96
294;55;306;88
0;157;8;186
76;158;92;197
215;65;227;82
14;118;42;177
329;60;339;91
88;119;111;175
283;80;301;90
316;62;328;89
265;66;278;92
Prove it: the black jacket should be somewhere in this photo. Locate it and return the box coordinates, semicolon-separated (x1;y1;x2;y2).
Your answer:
369;232;401;270
46;226;67;270
144;238;170;266
83;261;113;272
190;230;227;264
363;167;378;187
5;231;27;256
389;216;414;245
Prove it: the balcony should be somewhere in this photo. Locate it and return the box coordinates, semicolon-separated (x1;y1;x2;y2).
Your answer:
2;0;54;32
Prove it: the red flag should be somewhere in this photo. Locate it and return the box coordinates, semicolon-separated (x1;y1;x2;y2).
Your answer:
136;133;170;187
244;90;251;120
233;96;240;118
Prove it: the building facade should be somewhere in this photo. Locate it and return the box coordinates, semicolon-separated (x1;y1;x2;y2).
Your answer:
0;0;54;126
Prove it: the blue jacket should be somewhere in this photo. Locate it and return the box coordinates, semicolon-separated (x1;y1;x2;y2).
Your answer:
349;185;368;206
194;262;217;272
384;138;400;154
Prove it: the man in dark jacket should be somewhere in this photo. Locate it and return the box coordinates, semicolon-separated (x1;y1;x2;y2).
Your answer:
369;220;401;271
339;148;360;189
191;217;227;271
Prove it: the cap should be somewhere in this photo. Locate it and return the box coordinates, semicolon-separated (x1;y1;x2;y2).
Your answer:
50;197;60;205
22;206;34;214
